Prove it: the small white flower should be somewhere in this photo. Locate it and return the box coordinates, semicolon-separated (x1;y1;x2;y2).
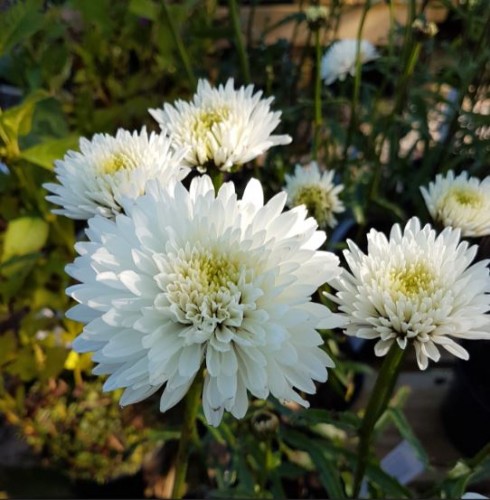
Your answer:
67;176;343;426
284;161;345;229
420;170;490;237
44;128;189;220
321;39;379;85
327;217;490;370
149;78;292;173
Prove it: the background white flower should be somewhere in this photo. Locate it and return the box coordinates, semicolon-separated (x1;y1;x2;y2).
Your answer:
420;170;490;237
66;176;343;426
327;217;490;370
284;161;345;229
44;127;189;220
149;78;292;173
321;39;379;85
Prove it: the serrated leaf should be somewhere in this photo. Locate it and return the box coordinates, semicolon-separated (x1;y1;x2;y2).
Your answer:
1;216;49;263
19;135;79;170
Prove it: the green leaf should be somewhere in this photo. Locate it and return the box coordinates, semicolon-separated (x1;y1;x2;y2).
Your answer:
0;0;44;56
288;408;361;432
387;408;429;467
1;216;49;263
128;0;160;21
0;332;17;366
19;135;79;170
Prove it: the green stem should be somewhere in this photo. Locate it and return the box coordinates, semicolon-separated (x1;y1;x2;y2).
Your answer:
161;1;196;89
228;0;250;83
171;373;204;499
312;27;323;161
352;342;406;498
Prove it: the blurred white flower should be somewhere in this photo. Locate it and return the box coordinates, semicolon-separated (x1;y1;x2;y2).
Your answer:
44;128;189;220
284;161;345;229
149;78;292;173
321;39;379;85
421;170;490;237
67;176;343;426
327;217;490;370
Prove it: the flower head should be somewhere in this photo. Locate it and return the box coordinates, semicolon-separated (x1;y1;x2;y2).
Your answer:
284;161;345;229
149;78;292;173
67;176;343;426
44;128;189;220
327;217;490;370
420;170;490;237
321;39;379;85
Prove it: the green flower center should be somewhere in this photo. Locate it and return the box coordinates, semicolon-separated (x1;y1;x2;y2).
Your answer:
293;185;330;226
447;187;483;208
390;263;434;297
193;107;230;137
101;152;138;175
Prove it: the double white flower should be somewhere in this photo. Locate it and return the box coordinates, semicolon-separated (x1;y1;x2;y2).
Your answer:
67;176;343;425
328;217;490;370
149;78;292;173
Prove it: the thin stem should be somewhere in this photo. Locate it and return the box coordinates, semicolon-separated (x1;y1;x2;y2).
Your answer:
312;27;323;161
161;1;196;89
171;373;204;499
342;0;371;163
352;343;406;498
228;0;251;84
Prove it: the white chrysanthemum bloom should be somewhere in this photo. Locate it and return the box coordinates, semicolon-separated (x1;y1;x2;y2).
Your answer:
44;128;190;220
284;161;345;229
420;171;490;237
327;217;490;370
66;176;343;426
148;78;292;173
321;39;379;85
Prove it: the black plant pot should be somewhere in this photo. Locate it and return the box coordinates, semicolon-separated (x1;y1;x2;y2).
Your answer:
441;340;490;457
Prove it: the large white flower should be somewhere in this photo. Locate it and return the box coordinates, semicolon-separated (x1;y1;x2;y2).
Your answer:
66;176;343;426
327;217;490;370
284;161;345;229
321;39;379;85
420;170;490;237
149;78;292;173
44;128;189;220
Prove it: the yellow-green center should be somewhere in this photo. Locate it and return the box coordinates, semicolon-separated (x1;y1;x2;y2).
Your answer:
390;262;434;297
293;185;330;226
447;187;483;208
101;152;138;175
193;107;230;137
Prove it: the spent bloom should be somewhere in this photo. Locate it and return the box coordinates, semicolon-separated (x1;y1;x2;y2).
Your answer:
321;39;379;85
67;176;343;426
149;78;292;173
284;161;345;229
44;128;189;220
420;170;490;237
327;217;490;370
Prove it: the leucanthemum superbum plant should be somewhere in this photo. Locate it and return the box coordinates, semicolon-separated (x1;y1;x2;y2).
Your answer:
43;127;189;220
67;175;344;426
149;78;292;173
327;216;490;370
420;170;490;237
284;161;345;229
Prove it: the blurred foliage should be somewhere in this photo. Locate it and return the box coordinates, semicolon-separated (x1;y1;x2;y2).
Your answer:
0;0;489;498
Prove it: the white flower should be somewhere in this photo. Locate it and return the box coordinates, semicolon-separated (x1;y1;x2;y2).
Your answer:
321;39;379;85
149;78;292;173
420;170;490;237
66;176;343;426
44;128;189;220
284;161;345;229
327;217;490;370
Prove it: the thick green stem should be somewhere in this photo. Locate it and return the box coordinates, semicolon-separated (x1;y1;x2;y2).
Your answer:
352;343;406;498
171;373;204;499
162;1;196;89
312;27;323;161
228;0;250;84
